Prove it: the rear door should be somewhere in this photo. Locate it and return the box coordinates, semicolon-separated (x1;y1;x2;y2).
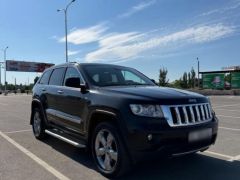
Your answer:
46;67;66;125
37;69;53;119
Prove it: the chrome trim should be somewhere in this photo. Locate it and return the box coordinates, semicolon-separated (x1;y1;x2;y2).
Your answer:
95;109;116;116
172;146;209;157
182;106;189;124
161;103;212;127
175;107;181;125
189;106;195;123
207;104;213;119
195;106;201;122
45;130;85;148
204;104;209;119
200;105;205;120
46;109;82;124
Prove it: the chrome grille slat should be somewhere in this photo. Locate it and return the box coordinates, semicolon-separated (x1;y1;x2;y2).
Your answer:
207;104;212;118
204;104;209;119
200;105;206;120
174;107;181;125
182;107;189;124
189;106;195;123
195;106;201;122
162;103;212;127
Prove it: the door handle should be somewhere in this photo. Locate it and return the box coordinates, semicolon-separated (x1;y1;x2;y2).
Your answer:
57;90;64;94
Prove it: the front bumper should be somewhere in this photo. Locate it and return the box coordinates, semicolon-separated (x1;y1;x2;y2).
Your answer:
124;116;218;163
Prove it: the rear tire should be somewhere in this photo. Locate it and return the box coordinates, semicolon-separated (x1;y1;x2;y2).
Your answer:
91;122;131;178
32;108;47;140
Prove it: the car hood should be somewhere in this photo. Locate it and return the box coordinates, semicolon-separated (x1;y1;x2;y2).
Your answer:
100;86;206;102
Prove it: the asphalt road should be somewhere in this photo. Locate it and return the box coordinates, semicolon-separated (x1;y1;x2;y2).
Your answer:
0;94;240;180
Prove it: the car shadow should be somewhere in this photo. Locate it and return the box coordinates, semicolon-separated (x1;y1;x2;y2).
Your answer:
43;137;96;171
43;137;240;180
122;154;240;180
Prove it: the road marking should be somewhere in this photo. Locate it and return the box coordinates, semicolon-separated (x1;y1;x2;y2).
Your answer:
4;129;32;134
0;131;71;180
217;115;240;119
230;155;240;162
219;127;240;132
215;108;239;112
214;104;240;108
0;95;31;98
204;151;233;161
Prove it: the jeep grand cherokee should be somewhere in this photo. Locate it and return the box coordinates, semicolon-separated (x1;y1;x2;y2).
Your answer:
30;62;218;178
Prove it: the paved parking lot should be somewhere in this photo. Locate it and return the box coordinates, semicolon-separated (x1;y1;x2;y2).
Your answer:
0;95;240;180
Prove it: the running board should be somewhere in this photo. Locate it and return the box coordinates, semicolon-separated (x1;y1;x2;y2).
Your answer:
45;129;86;148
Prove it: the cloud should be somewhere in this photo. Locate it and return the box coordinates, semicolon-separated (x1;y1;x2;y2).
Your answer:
68;50;80;56
118;0;156;18
59;23;108;45
99;32;145;48
85;24;234;62
49;35;59;40
200;1;240;16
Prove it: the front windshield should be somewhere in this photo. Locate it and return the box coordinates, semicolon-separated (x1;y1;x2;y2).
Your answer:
82;65;155;87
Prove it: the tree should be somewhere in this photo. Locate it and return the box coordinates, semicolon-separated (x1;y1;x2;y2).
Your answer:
190;67;196;88
188;72;191;89
182;72;188;88
172;79;182;88
159;67;169;86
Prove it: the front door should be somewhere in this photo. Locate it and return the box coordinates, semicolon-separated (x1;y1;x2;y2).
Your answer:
57;67;88;134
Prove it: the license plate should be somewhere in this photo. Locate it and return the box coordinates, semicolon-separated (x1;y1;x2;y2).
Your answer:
188;128;212;143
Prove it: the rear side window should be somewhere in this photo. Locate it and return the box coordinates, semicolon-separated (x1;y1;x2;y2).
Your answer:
49;68;66;86
39;70;52;85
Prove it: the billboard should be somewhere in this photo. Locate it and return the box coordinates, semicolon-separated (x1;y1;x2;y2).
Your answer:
6;60;54;72
202;73;225;89
231;72;240;89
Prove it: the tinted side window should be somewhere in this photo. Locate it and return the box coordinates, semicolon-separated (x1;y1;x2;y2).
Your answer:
64;67;82;86
121;70;145;84
49;68;66;86
39;70;52;85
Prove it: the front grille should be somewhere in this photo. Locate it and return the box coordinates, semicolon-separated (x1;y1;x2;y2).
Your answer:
161;103;212;127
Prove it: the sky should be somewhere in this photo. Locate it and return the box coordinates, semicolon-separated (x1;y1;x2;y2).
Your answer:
0;0;240;84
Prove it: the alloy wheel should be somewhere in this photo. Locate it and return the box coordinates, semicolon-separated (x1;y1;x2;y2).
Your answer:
95;129;118;173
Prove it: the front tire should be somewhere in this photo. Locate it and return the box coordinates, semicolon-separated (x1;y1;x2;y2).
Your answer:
92;122;130;178
32;108;47;140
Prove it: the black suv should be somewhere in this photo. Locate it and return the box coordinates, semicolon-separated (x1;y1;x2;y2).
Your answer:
31;62;218;178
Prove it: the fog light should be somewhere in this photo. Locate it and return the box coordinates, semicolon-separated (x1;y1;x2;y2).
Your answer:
147;134;152;141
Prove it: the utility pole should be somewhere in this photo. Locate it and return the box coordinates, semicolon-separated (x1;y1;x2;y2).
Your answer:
3;46;8;95
57;0;76;63
197;57;200;89
0;62;2;89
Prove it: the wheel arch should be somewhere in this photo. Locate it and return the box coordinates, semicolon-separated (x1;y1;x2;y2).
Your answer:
86;108;132;160
87;109;118;141
30;99;47;125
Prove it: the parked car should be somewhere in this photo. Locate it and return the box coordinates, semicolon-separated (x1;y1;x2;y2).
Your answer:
30;62;218;178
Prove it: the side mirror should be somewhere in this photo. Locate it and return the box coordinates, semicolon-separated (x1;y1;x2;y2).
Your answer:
79;83;88;93
65;77;80;88
151;79;157;85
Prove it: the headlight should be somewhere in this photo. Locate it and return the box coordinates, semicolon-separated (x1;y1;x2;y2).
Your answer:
129;104;164;118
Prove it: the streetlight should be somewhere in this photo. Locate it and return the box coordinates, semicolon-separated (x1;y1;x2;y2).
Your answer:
197;57;200;89
0;61;4;88
3;46;8;95
57;0;76;63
